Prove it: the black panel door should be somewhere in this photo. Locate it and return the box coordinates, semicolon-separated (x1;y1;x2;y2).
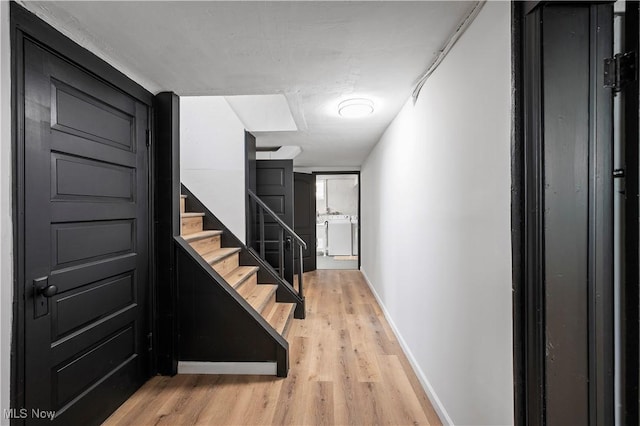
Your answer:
255;160;294;285
23;40;150;425
542;8;591;425
542;6;613;425
294;173;316;272
520;3;614;425
623;2;640;423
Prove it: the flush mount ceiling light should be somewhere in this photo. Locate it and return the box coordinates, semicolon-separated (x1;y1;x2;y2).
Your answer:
338;98;374;118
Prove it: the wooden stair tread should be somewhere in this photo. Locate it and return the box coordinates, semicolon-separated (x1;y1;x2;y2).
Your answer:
182;230;223;243
181;212;205;218
202;247;241;264
224;266;259;289
266;303;295;336
238;283;277;314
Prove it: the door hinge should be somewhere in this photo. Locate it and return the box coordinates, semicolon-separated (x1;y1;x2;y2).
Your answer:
604;51;637;92
147;332;153;352
145;129;151;148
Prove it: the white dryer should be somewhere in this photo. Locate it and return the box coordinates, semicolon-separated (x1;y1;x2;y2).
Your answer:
327;215;352;256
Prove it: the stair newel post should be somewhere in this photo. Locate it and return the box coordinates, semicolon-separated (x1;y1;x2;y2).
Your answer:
278;228;285;279
298;244;304;298
259;204;265;259
248;189;305;319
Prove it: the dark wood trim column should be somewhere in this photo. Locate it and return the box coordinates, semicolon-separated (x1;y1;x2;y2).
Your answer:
245;131;257;248
154;92;180;375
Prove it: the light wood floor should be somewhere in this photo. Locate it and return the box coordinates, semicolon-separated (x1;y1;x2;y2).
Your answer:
104;270;442;425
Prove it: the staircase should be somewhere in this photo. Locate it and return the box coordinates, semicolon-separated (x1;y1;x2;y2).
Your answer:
179;194;296;351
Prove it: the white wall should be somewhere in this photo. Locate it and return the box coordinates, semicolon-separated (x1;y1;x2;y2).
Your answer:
318;175;359;215
181;97;247;242
360;2;513;425
1;1;13;422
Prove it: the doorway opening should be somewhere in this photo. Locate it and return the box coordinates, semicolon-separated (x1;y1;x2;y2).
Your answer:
315;173;360;270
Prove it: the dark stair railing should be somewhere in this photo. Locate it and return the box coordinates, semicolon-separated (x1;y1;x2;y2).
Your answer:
248;189;306;303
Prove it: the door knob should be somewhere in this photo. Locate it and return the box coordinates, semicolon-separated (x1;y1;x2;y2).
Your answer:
38;284;58;298
34;277;57;298
33;276;56;318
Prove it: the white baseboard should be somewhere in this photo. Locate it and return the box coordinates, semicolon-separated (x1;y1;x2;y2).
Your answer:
177;361;277;375
359;267;454;426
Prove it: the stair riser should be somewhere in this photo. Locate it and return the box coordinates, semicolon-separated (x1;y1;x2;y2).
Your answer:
280;311;294;339
181;216;203;235
190;236;221;256
180;197;185;214
212;253;239;276
236;273;257;292
261;294;276;317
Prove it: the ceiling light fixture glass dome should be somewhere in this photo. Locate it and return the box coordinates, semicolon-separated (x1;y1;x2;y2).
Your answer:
338;98;374;118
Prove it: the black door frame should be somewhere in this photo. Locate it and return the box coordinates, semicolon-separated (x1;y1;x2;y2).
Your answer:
10;2;156;414
512;2;618;425
511;5;526;423
621;2;640;423
313;171;361;270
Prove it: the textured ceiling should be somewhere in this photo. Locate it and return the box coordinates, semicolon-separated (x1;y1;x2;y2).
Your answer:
20;1;476;167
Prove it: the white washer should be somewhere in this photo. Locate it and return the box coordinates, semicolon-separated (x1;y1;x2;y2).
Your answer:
327;215;352;256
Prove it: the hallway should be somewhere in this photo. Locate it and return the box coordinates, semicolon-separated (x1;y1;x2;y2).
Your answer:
103;270;441;425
